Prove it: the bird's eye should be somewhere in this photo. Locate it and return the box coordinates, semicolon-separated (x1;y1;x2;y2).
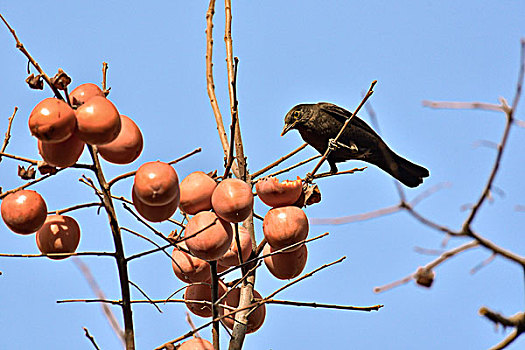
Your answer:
293;111;301;119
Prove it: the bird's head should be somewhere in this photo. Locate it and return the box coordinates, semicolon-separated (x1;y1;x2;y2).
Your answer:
281;104;312;136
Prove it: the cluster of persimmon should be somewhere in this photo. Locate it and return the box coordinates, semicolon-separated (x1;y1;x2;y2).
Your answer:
31;83;143;167
160;172;310;336
0;189;80;259
1;82;144;259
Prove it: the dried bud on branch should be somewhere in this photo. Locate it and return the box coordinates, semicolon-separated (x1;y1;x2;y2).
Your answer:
25;73;43;90
415;267;435;288
18;165;36;180
50;69;71;91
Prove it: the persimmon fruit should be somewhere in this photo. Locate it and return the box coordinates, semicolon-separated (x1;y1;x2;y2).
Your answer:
28;98;77;143
38;133;85;168
263;243;308;280
263;206;309;251
179;171;217;215
255;176;302;207
218;225;252;268
75;96;121;145
184;279;227;317
132;187;179;222
178;338;214;350
69;83;105;106
171;243;211;283
222;288;266;333
1;190;47;234
98;115;143;164
36;215;81;259
211;178;253;223
133;161;179;206
185;211;233;261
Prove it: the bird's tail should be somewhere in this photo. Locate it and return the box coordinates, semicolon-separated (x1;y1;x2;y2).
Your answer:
375;148;430;188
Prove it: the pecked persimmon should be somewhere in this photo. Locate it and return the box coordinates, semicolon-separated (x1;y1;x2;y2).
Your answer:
222;288;266;333
211;178;253;223
28;98;77;143
178;338;214;350
38;133;85;168
132;186;179;222
263;243;308;280
255;176;302;208
263;206;309;251
171;242;211;283
185;211;233;261
133;161;180;206
1;190;47;234
179;171;217;215
36;215;81;259
98;115;143;164
75;96;121;145
184;279;227;317
218;225;252;268
69;83;105;106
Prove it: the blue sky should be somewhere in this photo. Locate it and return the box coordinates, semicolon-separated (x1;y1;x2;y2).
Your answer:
1;1;524;349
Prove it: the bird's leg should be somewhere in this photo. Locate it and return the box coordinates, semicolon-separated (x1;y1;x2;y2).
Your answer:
328;160;338;174
328;138;358;153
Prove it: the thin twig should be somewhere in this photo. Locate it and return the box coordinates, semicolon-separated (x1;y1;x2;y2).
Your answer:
210;261;220;350
129;281;162;313
309;204;401;225
462;99;514;231
205;0;239;178
74;259;125;344
83;327;101;350
51;202;102;215
422;100;503;112
0;152;38;165
312;167;367;180
0;107;17;165
374;241;479;293
266;257;346;300
86;145;135;348
264;299;383;312
0;251;114;258
102;62;110;95
308;81;376;179
266;155;320;179
185;312;201;339
251;143;308;179
223;57;240;180
0;14;64;99
218;232;329;278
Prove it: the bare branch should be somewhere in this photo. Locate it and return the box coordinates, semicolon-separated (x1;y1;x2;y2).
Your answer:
422;100;503;112
374;241;479;293
74;259;125;344
308;81;376;179
50;202;102;215
205;0;239;178
83;327;101;350
264;299;383;312
0;107;17;165
129;280;162;313
0;14;64;99
251;143;308;179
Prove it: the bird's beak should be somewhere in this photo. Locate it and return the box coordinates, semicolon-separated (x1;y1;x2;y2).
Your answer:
281;121;297;136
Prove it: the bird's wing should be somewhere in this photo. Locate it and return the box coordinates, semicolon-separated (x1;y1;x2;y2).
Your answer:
317;102;380;137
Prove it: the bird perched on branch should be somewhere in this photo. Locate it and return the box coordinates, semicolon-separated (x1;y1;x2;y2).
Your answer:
281;102;429;187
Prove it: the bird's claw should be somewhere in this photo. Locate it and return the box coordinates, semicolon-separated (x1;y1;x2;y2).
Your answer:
305;172;314;184
328;138;358;152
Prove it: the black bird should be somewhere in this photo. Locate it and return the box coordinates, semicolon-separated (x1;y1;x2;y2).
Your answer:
281;102;429;187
